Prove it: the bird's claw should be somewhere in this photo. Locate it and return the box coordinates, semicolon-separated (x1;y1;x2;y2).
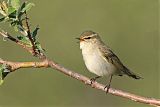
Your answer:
90;78;96;84
90;76;101;84
104;84;111;94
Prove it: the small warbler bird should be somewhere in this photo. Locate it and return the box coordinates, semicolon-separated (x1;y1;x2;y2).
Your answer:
77;31;141;92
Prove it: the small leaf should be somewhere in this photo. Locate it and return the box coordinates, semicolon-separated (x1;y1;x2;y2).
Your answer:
0;64;11;85
10;20;17;26
0;79;3;85
17;35;32;46
0;5;6;16
32;26;39;41
0;1;8;16
2;71;10;79
10;0;20;10
0;16;5;22
7;7;16;19
2;1;8;12
20;2;26;11
13;25;18;31
7;7;16;15
17;1;26;18
35;42;45;52
21;3;35;12
0;68;4;85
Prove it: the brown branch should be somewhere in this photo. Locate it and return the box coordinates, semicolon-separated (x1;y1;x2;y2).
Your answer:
0;59;49;71
0;29;46;60
0;30;34;54
24;12;37;56
0;58;160;106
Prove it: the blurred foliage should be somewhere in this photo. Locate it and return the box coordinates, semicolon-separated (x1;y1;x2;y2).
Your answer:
0;0;159;107
0;0;44;84
0;0;43;53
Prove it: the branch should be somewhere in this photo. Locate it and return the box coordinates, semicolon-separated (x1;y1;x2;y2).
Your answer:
24;12;37;56
0;58;160;106
0;30;34;54
0;59;49;71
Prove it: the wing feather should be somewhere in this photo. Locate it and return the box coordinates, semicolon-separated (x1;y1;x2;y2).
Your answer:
98;43;142;79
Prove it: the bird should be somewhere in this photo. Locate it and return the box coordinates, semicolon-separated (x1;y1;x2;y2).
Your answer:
76;30;142;93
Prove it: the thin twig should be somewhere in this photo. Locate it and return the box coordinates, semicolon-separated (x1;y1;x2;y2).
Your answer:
24;11;37;56
0;30;34;54
0;58;160;106
0;29;46;59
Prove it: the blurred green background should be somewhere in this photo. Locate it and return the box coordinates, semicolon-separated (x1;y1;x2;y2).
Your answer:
0;0;159;107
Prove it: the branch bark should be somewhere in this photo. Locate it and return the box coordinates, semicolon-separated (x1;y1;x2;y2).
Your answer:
0;58;160;106
0;30;34;54
24;12;37;56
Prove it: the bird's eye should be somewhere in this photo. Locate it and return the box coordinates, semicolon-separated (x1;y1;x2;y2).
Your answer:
85;37;91;39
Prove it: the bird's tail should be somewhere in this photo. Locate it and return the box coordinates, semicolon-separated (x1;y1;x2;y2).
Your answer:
123;66;142;79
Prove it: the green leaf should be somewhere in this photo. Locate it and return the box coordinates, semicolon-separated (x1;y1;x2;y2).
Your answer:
7;7;17;19
10;20;17;26
13;25;18;31
32;26;39;41
17;35;32;46
0;1;8;16
20;2;26;11
2;70;10;79
21;3;35;13
17;1;26;18
0;64;11;85
35;42;45;52
0;79;3;85
0;17;5;22
10;0;20;10
0;65;3;85
8;7;16;15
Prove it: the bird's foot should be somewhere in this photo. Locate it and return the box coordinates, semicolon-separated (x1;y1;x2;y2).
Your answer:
90;76;101;84
104;84;111;94
104;75;113;94
90;78;96;84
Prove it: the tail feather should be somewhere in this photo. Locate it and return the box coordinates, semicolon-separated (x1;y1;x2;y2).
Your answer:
123;66;142;79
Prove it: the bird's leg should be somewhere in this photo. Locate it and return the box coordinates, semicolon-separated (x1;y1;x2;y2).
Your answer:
104;75;113;94
90;76;101;84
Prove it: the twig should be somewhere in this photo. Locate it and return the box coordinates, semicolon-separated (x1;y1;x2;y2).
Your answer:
0;30;34;54
0;58;160;106
0;29;47;60
24;11;37;56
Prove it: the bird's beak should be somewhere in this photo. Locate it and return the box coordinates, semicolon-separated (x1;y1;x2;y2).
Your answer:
75;37;80;40
76;37;80;43
75;37;84;42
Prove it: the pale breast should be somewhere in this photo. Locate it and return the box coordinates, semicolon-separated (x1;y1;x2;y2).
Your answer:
80;42;117;77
